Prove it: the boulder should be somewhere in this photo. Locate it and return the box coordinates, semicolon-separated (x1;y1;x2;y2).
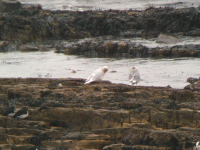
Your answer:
187;77;199;84
156;34;179;44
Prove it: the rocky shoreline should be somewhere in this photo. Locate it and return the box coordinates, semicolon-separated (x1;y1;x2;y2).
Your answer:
63;40;200;58
0;77;199;150
0;1;200;58
0;1;200;149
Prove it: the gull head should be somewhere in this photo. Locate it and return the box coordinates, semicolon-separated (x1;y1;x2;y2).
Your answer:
129;67;138;71
101;66;109;73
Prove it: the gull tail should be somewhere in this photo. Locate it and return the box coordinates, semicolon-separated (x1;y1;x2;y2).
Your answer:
84;80;93;84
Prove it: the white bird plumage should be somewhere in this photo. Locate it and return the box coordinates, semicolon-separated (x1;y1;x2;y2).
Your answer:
84;66;109;84
196;141;200;147
129;67;140;85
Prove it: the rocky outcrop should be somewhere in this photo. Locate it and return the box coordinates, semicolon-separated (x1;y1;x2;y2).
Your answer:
185;77;200;91
62;40;200;58
0;6;200;42
0;0;21;12
0;78;199;149
121;129;193;149
0;5;200;57
187;77;199;84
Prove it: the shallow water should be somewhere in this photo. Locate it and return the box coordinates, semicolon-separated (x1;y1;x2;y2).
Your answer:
19;0;200;11
1;51;199;89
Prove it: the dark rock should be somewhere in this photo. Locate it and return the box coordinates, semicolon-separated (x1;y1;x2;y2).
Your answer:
102;41;118;57
0;41;9;52
55;44;64;53
30;136;41;146
190;80;200;91
40;90;53;98
184;84;191;90
38;105;50;111
1;6;200;43
0;78;200;149
170;44;200;57
122;129;181;149
165;101;178;109
48;81;62;89
42;102;67;108
28;99;42;107
19;5;41;17
63;40;150;58
187;77;199;84
122;128;152;145
28;146;39;150
0;0;21;12
118;41;129;53
169;90;194;102
184;29;200;36
148;131;179;147
7;90;20;100
143;18;157;31
0;6;200;59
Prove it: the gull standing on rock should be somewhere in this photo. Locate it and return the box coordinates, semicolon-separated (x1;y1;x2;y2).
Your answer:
84;66;109;84
129;67;140;85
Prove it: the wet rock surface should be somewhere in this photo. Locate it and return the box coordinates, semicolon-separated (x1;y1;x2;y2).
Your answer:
0;78;200;149
0;5;200;58
186;77;200;91
63;40;200;58
0;0;21;13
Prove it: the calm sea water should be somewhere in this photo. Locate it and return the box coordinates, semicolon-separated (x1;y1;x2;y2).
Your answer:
1;49;200;89
19;0;200;11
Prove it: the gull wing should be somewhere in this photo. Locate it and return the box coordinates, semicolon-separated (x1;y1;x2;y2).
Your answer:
85;68;104;84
